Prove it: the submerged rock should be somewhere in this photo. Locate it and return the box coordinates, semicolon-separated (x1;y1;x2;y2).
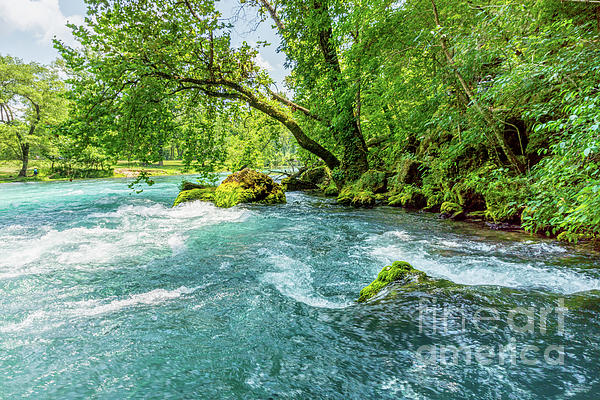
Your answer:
172;187;216;207
358;261;428;303
214;168;286;208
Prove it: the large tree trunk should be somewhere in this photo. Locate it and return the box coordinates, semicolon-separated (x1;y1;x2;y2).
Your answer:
313;0;369;181
18;143;29;177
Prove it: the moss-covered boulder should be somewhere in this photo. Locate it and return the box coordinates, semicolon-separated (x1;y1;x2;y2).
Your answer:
336;170;387;208
356;170;387;193
173;187;216;207
281;176;317;191
358;261;428;302
337;186;375;208
180;180;207;192
392;159;422;186
213;168;286;208
301;166;329;186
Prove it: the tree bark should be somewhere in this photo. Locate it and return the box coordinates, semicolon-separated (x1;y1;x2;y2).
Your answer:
313;0;369;180
18;143;29;177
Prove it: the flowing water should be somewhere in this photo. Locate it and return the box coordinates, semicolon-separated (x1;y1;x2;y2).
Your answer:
1;176;599;399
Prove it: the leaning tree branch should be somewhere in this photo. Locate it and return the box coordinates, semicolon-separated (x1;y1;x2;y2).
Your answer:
267;89;326;123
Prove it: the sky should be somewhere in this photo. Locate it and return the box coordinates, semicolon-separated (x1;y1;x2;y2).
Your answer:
0;0;288;87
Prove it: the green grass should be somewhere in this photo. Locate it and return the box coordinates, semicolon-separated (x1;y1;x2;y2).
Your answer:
0;160;192;183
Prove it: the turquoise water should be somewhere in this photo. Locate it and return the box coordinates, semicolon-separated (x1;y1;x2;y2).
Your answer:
1;176;600;399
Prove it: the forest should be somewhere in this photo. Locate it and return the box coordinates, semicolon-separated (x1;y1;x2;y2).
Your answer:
2;0;600;240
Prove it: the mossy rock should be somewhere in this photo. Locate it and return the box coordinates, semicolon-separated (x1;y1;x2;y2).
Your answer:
392;159;422;186
299;166;329;186
440;201;465;220
213;168;286;208
180;180;208;192
358;261;428;303
173;187;216;207
322;182;339;197
356;170;387;193
281;176;317;191
337;186;375;208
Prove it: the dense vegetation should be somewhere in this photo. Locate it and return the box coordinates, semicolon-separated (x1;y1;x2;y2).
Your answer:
2;0;600;243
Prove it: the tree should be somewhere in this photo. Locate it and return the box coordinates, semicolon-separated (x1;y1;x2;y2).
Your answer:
0;56;67;176
58;0;382;184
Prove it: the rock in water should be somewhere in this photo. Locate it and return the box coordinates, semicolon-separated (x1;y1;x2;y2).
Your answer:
357;261;428;302
214;168;286;208
180;181;207;192
172;187;216;207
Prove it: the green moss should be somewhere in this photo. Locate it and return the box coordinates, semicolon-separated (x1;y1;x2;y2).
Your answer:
358;261;428;303
356;170;387;193
179;180;207;192
281;176;317;191
322;182;339;196
391;159;422;187
353;191;376;207
172;187;216;207
337;185;375;208
213;168;286;208
300;166;329;185
336;170;386;207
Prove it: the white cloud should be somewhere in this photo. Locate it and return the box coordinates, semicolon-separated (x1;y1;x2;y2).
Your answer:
0;0;84;46
253;52;273;71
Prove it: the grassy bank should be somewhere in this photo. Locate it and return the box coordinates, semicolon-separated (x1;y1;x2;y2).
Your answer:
0;160;189;183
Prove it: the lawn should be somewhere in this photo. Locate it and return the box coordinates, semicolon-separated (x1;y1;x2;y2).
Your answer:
0;160;191;183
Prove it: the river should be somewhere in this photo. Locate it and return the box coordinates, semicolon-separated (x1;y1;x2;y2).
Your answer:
1;176;599;398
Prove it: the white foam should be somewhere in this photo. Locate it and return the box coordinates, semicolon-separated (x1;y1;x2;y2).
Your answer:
261;252;351;309
168;234;187;253
68;286;197;317
369;244;600;294
0;286;197;333
0;201;249;279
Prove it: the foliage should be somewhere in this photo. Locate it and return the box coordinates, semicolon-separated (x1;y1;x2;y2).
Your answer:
0;55;68;175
